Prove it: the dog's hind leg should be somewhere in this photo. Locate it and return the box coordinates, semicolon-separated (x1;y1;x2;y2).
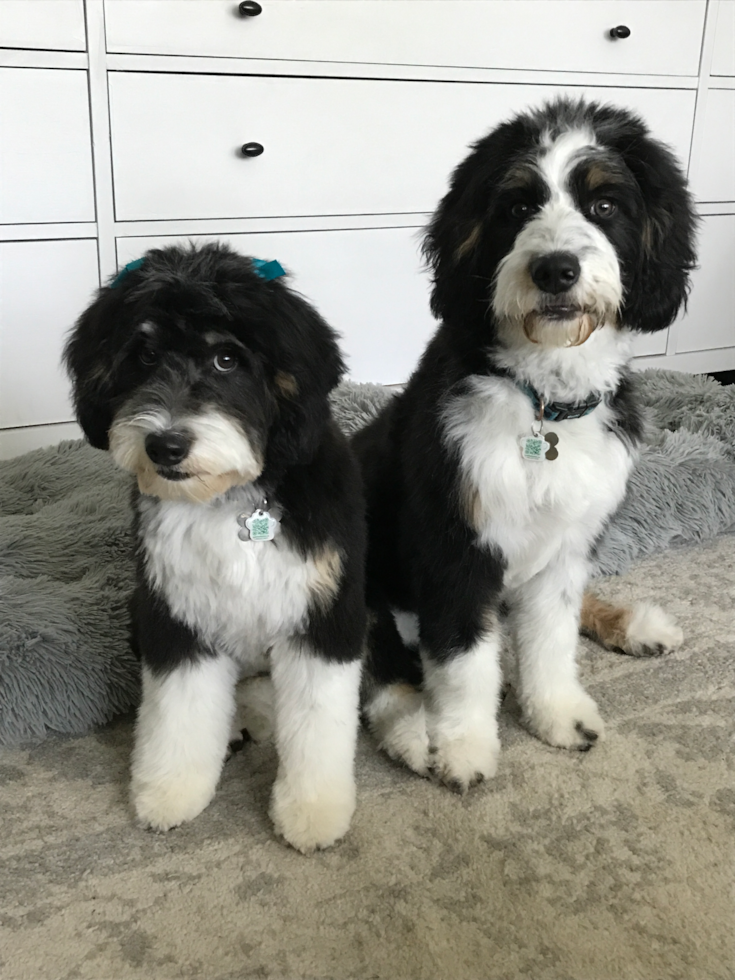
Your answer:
362;607;431;778
421;627;503;792
366;593;503;792
232;673;276;744
580;592;683;657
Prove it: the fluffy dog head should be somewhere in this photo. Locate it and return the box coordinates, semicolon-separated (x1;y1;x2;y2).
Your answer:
423;98;697;351
64;243;345;502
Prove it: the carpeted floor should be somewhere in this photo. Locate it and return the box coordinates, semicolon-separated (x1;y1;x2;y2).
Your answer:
1;534;733;980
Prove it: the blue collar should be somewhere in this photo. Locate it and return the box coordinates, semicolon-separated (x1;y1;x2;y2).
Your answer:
516;381;603;422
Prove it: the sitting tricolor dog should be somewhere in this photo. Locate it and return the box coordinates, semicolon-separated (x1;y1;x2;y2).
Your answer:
64;243;366;853
355;98;694;789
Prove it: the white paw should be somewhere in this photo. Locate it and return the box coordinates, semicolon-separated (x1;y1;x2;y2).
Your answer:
363;684;431;776
427;727;500;793
269;777;355;854
623;603;684;657
131;771;219;831
524;688;605;751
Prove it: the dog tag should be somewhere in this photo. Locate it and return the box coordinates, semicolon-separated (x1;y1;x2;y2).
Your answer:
237;509;278;542
520;432;559;461
520;435;545;460
543;432;559;460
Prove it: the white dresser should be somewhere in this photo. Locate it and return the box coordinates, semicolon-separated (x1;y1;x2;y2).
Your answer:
1;0;733;457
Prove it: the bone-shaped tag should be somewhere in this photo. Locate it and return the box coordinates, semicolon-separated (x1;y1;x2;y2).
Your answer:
544;432;559;460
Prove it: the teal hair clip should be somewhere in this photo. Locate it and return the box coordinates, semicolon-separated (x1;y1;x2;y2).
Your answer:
251;258;286;281
110;257;145;289
109;255;285;289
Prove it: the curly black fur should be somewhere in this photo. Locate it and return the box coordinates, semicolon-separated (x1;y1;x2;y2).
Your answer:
64;242;346;482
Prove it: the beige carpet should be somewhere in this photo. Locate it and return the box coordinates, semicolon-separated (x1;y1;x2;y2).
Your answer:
1;537;733;980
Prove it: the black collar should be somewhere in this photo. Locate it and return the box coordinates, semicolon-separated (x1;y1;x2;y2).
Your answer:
518;382;603;421
494;369;603;422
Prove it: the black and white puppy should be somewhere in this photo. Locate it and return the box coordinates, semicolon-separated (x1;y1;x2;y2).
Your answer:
355;99;695;790
64;243;366;852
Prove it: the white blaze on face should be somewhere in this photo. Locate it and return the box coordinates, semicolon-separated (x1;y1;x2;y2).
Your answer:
109;408;263;503
492;127;624;349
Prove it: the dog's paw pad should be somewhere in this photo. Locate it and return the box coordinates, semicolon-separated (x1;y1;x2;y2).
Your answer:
623;603;683;657
364;684;431;777
575;722;599;744
427;730;500;793
526;691;605;750
225;729;251;761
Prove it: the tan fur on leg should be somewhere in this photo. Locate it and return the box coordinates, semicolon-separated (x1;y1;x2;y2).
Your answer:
580;592;631;651
580;592;683;657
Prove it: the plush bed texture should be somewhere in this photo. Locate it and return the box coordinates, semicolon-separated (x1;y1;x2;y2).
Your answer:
1;371;733;744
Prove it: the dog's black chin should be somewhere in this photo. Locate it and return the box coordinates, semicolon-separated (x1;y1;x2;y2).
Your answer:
157;467;191;482
539;305;580;321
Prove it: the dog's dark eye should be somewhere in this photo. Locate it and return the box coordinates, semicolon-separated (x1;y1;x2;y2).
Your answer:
139;344;158;367
591;199;616;219
510;202;536;220
213;351;239;374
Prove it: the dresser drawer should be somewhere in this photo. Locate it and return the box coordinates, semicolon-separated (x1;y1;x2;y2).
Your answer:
0;239;99;429
0;0;86;52
118;228;433;384
692;89;735;201
105;0;705;77
0;69;95;224
109;72;695;222
711;0;735;76
630;329;668;359
676;215;735;354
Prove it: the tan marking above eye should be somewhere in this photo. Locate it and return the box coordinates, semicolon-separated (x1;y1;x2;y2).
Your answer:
584;161;627;192
498;164;537;191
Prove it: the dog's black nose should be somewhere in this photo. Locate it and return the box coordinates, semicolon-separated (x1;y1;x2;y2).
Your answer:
529;252;581;294
145;431;191;467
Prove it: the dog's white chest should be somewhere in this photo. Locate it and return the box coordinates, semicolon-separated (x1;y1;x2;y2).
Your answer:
444;381;633;587
139;496;318;663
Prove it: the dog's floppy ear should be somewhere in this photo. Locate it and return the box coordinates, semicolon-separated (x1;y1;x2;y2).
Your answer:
63;286;122;450
423;149;491;323
423;118;526;326
616;133;698;333
242;281;346;474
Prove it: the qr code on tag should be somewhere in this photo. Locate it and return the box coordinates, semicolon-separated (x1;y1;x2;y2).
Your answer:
521;436;544;460
250;517;270;537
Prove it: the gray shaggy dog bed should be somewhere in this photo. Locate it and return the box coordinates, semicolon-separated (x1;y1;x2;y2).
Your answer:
1;370;734;744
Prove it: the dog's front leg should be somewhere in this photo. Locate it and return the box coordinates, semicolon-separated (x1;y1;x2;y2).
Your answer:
509;558;604;750
131;656;238;831
269;639;361;853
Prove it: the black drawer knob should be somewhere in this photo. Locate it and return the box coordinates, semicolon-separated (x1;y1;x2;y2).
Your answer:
239;1;262;15
241;142;264;157
609;25;631;39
